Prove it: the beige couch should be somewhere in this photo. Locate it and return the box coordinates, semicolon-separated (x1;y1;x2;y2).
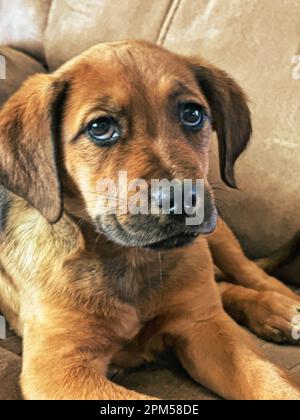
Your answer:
0;0;300;400
1;0;300;257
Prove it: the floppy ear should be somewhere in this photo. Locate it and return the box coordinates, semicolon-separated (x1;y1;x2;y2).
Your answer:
0;74;68;223
189;60;252;188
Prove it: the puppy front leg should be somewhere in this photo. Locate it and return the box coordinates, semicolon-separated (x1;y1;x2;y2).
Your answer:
168;312;300;400
219;281;300;344
21;310;151;400
208;218;299;300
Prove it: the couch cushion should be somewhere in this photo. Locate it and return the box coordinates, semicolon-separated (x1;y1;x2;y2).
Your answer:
0;0;52;61
162;0;300;257
0;47;45;107
44;0;173;70
0;347;22;400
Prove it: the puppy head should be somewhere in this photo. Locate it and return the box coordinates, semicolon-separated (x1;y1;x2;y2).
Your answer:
0;41;251;250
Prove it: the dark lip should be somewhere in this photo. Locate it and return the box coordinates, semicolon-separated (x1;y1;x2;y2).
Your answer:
98;212;218;251
143;231;200;251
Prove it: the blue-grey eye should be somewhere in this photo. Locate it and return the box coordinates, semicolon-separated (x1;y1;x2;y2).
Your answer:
180;103;205;130
87;117;121;146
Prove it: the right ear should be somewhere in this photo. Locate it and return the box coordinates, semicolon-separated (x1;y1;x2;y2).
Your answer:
188;59;252;188
0;74;68;223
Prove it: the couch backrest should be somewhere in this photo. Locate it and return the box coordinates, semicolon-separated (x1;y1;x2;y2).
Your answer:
0;0;51;60
45;0;176;70
0;46;45;104
0;0;300;257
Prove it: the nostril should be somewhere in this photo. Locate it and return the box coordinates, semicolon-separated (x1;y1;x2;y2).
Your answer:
157;188;166;210
152;188;170;210
157;189;163;209
160;190;176;214
153;185;199;217
191;186;197;207
183;186;198;217
152;187;178;214
169;192;176;214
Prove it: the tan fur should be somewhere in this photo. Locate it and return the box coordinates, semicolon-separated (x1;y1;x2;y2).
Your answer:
0;41;299;400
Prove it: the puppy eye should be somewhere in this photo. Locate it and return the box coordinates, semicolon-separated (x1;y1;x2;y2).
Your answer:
86;117;121;146
180;103;206;130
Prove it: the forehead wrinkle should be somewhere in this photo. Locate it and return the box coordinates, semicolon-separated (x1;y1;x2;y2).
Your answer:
116;50;208;112
112;49;160;139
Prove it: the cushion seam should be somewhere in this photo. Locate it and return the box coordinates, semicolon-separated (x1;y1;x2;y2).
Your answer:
156;0;182;46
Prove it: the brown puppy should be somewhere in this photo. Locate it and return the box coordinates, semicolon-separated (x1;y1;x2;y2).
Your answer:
0;41;299;400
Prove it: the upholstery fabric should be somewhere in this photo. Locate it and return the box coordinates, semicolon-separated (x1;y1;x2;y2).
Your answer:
45;0;173;70
0;0;52;61
0;46;45;106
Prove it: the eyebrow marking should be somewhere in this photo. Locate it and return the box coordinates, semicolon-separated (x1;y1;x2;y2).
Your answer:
168;80;207;103
70;96;127;143
84;96;124;117
168;80;211;119
170;81;196;97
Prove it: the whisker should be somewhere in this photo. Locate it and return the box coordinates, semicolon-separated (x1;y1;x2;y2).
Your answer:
158;252;163;292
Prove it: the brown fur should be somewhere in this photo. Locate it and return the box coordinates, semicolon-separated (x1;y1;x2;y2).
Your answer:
257;230;300;287
0;41;299;400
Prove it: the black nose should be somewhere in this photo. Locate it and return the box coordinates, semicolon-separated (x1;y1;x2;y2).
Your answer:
152;184;198;219
151;184;217;234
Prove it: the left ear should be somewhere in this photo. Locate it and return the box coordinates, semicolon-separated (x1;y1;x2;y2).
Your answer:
0;74;68;222
189;58;252;188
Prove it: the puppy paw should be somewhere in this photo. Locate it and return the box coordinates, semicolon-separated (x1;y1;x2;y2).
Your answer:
245;291;300;344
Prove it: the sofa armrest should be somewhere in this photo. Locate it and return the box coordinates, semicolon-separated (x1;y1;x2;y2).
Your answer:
0;46;46;107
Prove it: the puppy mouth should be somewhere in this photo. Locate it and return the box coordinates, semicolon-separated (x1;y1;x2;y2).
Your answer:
142;208;218;251
97;208;218;251
143;231;200;251
98;215;201;250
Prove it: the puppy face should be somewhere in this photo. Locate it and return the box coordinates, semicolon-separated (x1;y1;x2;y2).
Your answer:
0;41;252;250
